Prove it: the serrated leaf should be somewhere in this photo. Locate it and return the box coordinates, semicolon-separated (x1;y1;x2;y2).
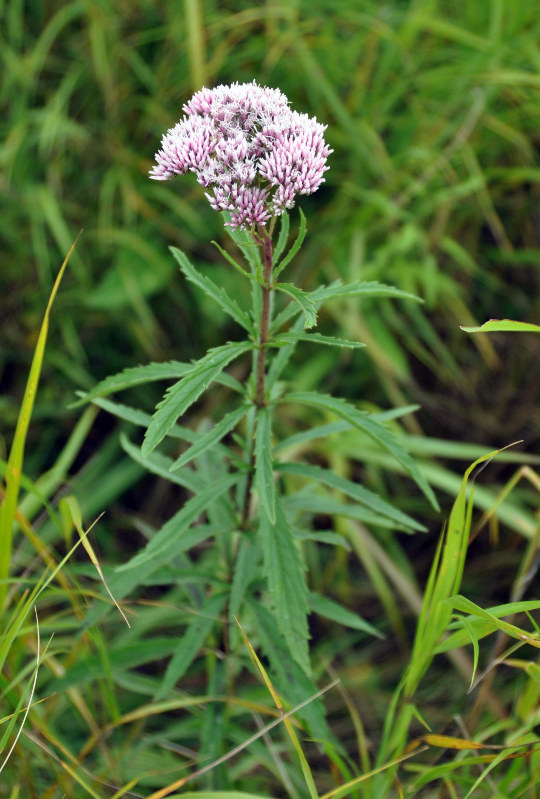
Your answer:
273;210;290;264
275;283;318;329
142;341;250;457
170;406;248;471
274;207;306;278
222;213;261;272
255;406;276;524
121;433;203;493
50;638;178;691
229;536;259;621
259;498;309;674
461;319;540;333
311;280;422;304
285;392;439;510
90;397;200;444
273;332;366;349
284;491;412;529
117;474;237;572
155;592;227;700
71;361;191;408
171;246;254;331
276;462;424;531
82;524;217;630
308;591;383;638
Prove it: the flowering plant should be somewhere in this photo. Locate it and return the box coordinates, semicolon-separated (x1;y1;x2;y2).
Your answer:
80;82;436;726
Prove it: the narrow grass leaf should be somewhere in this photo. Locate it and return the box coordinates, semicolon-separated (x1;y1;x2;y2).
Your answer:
259;498;310;674
273;331;366;349
308;591;382;638
235;617;318;799
0;234;78;611
275;284;318;329
436;599;540;653
117;474;237;571
274;207;306;278
462;319;540;333
155;592;227;700
59;496;130;627
171;246;253;332
170;406;248;471
254;406;276;525
276;461;425;531
445;595;540;648
285;392;439;509
142;341;250;457
404;448;503;696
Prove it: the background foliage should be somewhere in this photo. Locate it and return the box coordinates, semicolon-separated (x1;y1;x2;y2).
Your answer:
2;0;540;796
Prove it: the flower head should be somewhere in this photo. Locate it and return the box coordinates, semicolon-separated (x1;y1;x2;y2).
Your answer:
150;81;332;229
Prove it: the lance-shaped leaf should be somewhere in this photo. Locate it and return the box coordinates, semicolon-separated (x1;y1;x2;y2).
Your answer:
274;207;306;278
274;283;318;329
155;592;227;700
142;341;251;457
259;498;310;674
273;209;290;264
255;406;276;524
285;392;439;510
276;461;425;531
461;319;540;333
308;591;383;638
171;246;254;332
117;473;237;572
71;361;191;408
170;405;249;471
272;331;366;349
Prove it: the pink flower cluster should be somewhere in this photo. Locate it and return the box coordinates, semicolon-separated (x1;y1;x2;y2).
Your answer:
150;82;332;229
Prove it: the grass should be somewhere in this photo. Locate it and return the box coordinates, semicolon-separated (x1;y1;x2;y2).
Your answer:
1;0;540;796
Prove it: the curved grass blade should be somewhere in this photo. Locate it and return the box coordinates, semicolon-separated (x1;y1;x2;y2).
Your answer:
0;233;79;612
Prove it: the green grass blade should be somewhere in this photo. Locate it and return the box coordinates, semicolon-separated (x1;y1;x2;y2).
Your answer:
0;234;79;612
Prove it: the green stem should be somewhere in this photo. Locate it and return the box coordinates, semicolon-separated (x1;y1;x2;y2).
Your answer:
240;227;273;528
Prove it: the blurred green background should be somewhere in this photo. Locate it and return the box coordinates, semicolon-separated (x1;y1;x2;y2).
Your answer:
2;0;540;512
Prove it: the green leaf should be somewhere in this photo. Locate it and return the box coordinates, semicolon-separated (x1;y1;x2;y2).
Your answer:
461;318;540;333
82;524;218;630
285;392;439;510
171;247;254;331
308;591;383;638
121;433;203;493
50;638;178;691
310;280;422;304
222;213;261;272
274;283;318;329
274;207;306;278
71;361;191;408
284;491;413;529
142;341;251;457
155;592;227;700
117;474;237;571
255;406;276;524
436;599;540;653
273;332;366;349
89;397;201;444
248;600;329;739
275;462;425;531
229;535;259;622
170;406;249;471
259;498;310;674
273;210;290;264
